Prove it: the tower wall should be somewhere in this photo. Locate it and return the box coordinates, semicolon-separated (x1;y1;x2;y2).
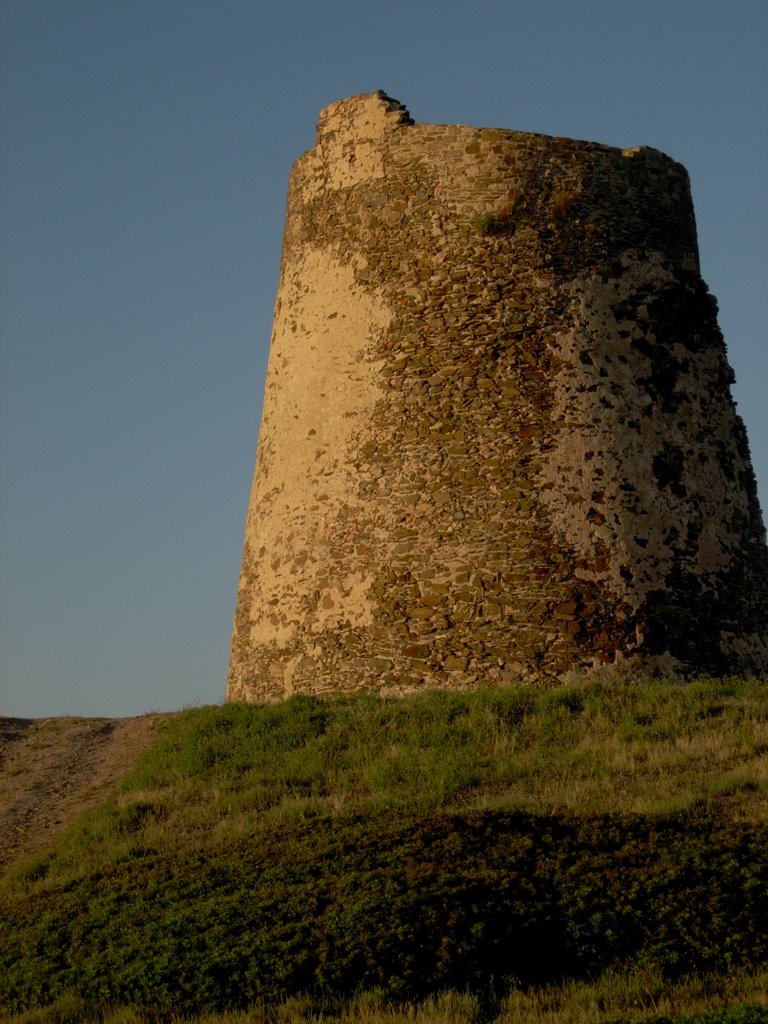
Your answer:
228;91;768;703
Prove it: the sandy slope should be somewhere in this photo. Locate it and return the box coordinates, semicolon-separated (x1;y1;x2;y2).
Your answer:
0;713;167;872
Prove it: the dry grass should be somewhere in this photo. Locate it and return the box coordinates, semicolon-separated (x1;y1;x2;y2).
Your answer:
3;971;767;1022
498;968;768;1022
10;676;767;892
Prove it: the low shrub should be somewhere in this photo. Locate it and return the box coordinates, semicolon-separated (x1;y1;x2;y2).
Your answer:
2;811;767;1014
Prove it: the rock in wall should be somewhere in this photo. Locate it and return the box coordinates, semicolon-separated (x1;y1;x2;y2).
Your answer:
228;91;768;703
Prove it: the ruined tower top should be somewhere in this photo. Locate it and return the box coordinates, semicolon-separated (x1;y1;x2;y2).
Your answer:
228;92;767;704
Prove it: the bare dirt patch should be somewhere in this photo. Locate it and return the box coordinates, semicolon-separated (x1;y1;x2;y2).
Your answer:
0;713;169;873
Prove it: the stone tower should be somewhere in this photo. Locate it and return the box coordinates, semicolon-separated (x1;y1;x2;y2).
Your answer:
228;90;768;703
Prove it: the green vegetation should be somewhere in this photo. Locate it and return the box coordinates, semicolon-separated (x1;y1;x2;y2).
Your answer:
550;187;583;221
475;210;516;236
475;183;582;235
474;192;522;235
2;678;768;1022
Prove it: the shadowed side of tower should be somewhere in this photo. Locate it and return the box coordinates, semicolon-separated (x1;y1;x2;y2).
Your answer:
228;91;768;703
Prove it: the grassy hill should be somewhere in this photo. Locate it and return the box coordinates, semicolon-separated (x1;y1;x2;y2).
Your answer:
2;677;768;1023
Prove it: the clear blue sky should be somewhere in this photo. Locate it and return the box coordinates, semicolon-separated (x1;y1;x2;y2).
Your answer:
1;0;766;718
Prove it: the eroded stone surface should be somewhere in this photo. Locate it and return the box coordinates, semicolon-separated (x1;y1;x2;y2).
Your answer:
228;90;768;703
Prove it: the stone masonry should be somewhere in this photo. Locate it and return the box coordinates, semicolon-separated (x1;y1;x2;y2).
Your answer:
228;91;768;703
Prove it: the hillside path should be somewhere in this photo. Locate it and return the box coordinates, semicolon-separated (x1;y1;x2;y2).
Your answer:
0;714;164;873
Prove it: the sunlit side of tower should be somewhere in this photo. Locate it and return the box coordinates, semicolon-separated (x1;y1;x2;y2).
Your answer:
228;91;768;703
